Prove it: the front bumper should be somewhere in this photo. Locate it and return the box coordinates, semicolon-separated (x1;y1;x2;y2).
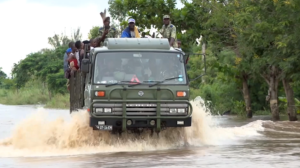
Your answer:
90;117;192;130
89;88;193;131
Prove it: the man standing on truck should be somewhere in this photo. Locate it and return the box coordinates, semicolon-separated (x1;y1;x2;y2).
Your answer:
177;39;182;51
121;18;141;38
96;9;118;47
159;15;178;48
64;42;75;73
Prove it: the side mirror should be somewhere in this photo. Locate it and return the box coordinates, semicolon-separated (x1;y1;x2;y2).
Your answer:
81;58;90;73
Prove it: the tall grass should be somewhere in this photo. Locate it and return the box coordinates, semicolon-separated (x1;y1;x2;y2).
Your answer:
0;80;69;109
44;94;69;109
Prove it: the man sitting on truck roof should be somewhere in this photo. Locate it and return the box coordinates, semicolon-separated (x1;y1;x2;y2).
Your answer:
121;18;141;38
96;9;118;47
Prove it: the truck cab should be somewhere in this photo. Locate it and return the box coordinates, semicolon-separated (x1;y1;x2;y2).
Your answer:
71;38;193;135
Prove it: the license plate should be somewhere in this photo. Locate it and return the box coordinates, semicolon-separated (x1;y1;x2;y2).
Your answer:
96;125;113;130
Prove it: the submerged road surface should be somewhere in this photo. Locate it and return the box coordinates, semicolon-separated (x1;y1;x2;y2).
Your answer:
0;99;300;168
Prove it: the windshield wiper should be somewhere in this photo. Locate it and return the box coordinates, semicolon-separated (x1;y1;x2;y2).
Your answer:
105;81;132;87
128;82;142;87
148;77;182;87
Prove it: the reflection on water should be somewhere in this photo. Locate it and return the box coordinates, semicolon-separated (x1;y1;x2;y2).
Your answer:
0;98;300;168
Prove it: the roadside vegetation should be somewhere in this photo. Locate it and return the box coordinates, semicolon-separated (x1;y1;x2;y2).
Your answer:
1;0;300;120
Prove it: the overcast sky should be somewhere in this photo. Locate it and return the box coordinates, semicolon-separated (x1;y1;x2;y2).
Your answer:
0;0;184;77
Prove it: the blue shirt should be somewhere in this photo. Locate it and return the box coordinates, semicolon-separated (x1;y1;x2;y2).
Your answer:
63;52;68;72
121;27;140;38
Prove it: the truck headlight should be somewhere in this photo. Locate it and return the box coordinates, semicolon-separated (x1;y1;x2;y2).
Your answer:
95;108;103;113
104;108;112;113
170;108;177;113
177;108;185;113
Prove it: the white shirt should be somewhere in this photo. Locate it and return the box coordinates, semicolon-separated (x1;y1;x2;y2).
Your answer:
130;31;135;38
75;51;80;66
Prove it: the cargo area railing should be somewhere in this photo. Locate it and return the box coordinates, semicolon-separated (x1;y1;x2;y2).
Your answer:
69;71;86;113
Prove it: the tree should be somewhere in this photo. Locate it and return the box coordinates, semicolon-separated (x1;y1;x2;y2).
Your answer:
108;0;177;33
275;0;300;121
48;28;82;49
188;0;255;117
48;34;71;49
88;26;100;39
9;41;68;96
71;27;82;41
0;67;6;79
0;67;7;88
234;0;300;121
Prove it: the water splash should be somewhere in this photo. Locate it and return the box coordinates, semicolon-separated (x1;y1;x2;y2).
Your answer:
0;96;264;157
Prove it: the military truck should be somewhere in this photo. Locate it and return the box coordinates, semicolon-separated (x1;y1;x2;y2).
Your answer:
69;38;205;135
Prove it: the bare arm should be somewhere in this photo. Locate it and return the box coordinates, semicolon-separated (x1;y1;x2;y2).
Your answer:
97;29;109;46
80;49;84;58
170;38;175;46
67;53;75;62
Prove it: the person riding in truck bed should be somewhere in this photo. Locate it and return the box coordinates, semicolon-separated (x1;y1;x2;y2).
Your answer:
96;9;118;47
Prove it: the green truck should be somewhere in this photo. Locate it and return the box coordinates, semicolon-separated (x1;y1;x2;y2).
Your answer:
69;38;204;135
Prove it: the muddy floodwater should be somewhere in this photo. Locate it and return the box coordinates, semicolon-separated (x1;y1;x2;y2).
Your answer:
1;98;300;168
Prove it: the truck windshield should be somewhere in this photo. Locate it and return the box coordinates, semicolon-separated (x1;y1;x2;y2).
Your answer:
93;51;187;85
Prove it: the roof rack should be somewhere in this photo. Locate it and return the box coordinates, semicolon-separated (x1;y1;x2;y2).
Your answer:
103;38;171;50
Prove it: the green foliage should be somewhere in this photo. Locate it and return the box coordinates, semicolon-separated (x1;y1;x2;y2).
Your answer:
10;45;68;95
48;34;71;49
3;0;300;118
279;97;300;114
46;69;67;95
48;28;82;49
0;29;79;109
0;68;7;88
108;0;177;33
44;93;70;109
71;27;82;41
182;0;300;118
0;80;69;109
0;68;6;79
0;80;49;105
88;26;100;39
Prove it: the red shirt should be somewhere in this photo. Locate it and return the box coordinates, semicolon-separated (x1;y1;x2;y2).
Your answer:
69;58;79;70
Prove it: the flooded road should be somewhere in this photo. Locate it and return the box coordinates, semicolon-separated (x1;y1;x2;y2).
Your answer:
0;98;300;168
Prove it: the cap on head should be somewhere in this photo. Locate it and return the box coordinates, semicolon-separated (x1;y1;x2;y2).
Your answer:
163;15;170;19
66;48;72;53
128;18;135;23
